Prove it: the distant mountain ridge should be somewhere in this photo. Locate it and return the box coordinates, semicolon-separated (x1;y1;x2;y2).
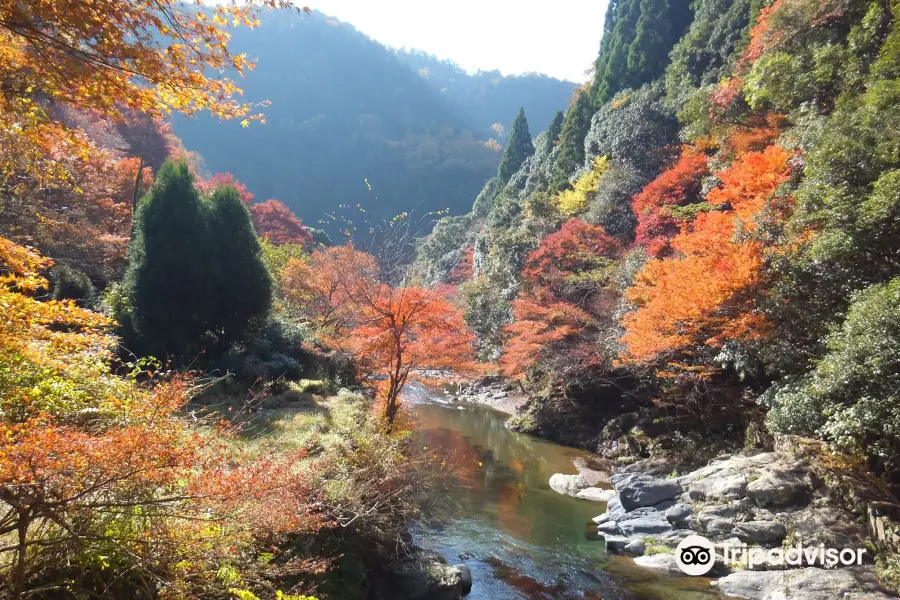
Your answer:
172;10;575;233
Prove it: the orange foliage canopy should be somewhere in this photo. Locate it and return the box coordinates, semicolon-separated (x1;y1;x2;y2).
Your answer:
503;220;621;378
284;245;475;429
633;147;709;258
0;237;321;593
251;199;314;246
0;0;300;186
621;145;793;364
199;172;256;205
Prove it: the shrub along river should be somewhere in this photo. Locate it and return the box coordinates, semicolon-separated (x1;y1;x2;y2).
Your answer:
408;391;723;599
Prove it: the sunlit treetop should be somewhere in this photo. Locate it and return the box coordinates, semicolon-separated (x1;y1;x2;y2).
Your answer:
0;0;307;183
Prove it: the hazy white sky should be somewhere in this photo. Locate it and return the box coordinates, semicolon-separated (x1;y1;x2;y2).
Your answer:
311;0;608;82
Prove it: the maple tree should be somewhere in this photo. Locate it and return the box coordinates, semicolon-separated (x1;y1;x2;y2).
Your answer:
502;220;622;378
285;245;475;430
0;236;321;597
251;199;314;246
0;0;303;186
632;146;709;257
621;145;793;365
199;172;256;206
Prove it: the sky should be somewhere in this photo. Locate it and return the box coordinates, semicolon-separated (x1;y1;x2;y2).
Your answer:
310;0;608;83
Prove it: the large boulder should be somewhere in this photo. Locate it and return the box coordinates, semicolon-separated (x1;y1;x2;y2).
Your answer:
788;506;869;550
712;567;893;600
633;553;680;573
576;487;617;502
745;468;811;507
664;503;693;527
618;515;674;536
388;551;472;600
613;474;682;511
549;473;589;496
732;520;787;546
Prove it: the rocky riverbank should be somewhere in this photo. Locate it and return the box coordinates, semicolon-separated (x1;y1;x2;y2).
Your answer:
551;437;900;599
443;376;528;414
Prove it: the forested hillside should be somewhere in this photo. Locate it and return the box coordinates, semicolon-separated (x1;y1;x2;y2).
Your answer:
172;10;575;231
396;50;577;134
415;0;900;492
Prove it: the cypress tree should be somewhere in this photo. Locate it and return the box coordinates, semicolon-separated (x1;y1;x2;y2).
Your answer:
497;107;534;184
125;160;214;357
544;110;565;154
207;185;273;346
551;91;594;190
591;0;693;106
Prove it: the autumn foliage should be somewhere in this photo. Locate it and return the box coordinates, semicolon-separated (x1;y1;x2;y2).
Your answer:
0;237;320;596
621;145;793;364
632;147;709;257
283;245;475;429
251;199;314;246
502;220;621;377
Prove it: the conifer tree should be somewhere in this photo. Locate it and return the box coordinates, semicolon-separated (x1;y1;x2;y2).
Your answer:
125;160;214;357
551;91;594;190
497;107;534;184
207;185;273;346
592;0;692;106
545;110;565;153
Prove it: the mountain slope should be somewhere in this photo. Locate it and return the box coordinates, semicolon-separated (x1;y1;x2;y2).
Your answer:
172;11;573;232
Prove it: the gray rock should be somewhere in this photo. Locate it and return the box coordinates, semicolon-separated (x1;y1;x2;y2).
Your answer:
390;551;470;600
549;473;589;496
712;567;893;600
619;515;674;536
705;517;736;537
745;469;810;507
614;474;682;511
789;506;869;550
624;538;647;556
456;565;472;595
597;520;621;535
633;553;680;572
688;473;748;501
657;529;696;544
602;535;634;554
576;487;617;502
698;504;739;528
733;520;787;546
664;503;693;527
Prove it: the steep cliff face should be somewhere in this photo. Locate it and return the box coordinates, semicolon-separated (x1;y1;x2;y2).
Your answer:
415;0;900;493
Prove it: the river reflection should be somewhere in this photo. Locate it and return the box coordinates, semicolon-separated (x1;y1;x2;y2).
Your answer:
409;395;724;600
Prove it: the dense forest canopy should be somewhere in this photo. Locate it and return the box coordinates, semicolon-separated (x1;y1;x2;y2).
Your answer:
172;10;576;233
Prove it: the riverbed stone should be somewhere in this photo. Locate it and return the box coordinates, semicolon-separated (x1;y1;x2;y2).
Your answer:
705;517;736;537
624;538;646;556
633;553;680;572
576;487;617;502
664;503;693;527
698;504;739;528
732;520;787;546
618;515;673;536
788;506;869;549
613;473;682;511
389;550;471;600
745;468;811;507
549;473;589;496
688;473;748;501
596;520;621;535
712;567;893;600
602;535;634;554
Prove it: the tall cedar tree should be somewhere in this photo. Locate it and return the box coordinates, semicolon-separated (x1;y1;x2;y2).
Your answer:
551;90;594;190
544;110;565;154
125;160;272;358
207;186;274;347
497;107;535;184
592;0;692;106
125;161;214;357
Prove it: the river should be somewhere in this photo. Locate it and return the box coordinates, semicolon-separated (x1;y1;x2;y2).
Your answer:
408;393;723;600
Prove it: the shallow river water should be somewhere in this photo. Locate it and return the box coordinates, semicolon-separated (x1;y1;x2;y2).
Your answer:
409;395;723;600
